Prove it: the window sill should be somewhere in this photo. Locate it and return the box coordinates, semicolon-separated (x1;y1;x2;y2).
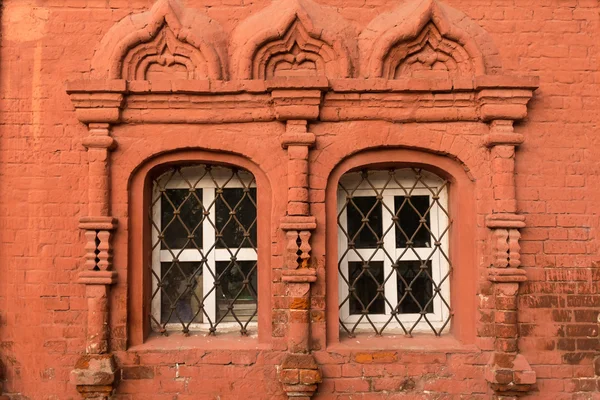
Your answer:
129;331;271;351
328;333;478;352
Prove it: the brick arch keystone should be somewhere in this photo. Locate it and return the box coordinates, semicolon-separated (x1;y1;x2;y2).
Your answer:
360;0;502;79
90;0;226;80
230;0;358;80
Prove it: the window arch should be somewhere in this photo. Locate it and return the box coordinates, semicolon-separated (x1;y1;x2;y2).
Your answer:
149;164;258;335
128;150;273;346
337;167;451;336
325;148;477;344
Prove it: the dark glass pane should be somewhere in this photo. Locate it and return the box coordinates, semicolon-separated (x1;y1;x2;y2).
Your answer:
160;262;203;324
216;261;257;322
396;261;433;314
216;188;257;249
395;195;431;248
346;196;382;249
161;189;203;249
349;261;384;315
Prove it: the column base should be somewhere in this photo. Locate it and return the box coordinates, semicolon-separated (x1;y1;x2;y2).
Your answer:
486;353;536;397
279;353;322;399
70;354;118;399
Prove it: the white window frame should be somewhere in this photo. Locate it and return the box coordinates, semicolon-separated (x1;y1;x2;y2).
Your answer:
337;169;450;334
151;165;257;333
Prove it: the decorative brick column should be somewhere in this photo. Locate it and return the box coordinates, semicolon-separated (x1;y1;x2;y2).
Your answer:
67;83;123;400
273;81;324;399
483;117;536;398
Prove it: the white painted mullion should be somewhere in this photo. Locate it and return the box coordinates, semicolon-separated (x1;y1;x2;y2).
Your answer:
151;185;162;326
436;188;451;322
338;194;350;322
383;194;398;316
203;187;216;324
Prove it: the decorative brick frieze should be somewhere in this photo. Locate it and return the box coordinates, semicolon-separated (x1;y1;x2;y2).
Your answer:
67;77;538;125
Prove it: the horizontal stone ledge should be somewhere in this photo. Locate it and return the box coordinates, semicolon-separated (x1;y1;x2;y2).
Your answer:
79;216;118;230
68;76;537;124
66;79;126;93
66;75;538;96
475;75;539;90
487;268;527;283
484;132;525;147
82;135;116;150
265;76;329;91
282;269;318;283
280;215;317;231
486;213;526;229
121;105;481;124
78;270;118;285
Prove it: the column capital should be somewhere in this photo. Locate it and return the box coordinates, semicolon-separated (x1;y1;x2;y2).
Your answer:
66;80;125;125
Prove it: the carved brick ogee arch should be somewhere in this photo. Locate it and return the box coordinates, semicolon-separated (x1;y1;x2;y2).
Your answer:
229;0;357;80
121;27;208;80
255;19;336;79
90;0;226;80
384;22;473;79
66;0;539;398
360;0;500;78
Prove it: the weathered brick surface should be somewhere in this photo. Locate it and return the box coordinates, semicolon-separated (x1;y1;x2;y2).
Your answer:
0;0;599;398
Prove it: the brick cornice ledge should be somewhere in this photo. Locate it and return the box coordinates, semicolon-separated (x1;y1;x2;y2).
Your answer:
66;75;539;125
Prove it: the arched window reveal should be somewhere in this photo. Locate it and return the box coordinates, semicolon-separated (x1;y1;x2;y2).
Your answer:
150;164;258;335
337;168;452;336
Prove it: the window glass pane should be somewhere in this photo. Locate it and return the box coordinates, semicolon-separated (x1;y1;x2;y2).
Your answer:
396;260;434;314
161;189;203;249
216;188;257;249
346;196;382;249
349;261;385;315
160;262;203;324
216;261;257;322
395;195;431;248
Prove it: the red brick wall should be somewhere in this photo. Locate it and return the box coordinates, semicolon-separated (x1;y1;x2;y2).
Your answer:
0;0;599;399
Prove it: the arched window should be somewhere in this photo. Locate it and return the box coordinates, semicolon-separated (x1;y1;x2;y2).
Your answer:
337;168;451;336
149;164;258;335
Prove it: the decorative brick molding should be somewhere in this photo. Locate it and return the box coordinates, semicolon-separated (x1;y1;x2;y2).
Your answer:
64;0;538;398
359;0;501;78
277;120;322;398
484;121;537;398
68;103;120;398
90;0;226;80
229;0;357;80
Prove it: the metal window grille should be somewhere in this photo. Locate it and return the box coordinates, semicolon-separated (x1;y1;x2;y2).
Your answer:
150;164;258;336
337;168;452;337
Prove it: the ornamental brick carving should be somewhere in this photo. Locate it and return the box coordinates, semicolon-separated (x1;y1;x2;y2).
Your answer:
62;0;539;399
383;22;473;79
484;121;536;397
230;0;357;80
121;26;208;81
91;0;226;80
360;0;501;78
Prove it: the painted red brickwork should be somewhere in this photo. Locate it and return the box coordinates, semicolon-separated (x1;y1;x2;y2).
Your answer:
0;0;598;399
